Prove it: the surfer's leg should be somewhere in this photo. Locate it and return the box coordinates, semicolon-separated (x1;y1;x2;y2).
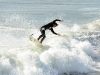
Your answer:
37;35;42;41
40;35;46;43
37;29;46;43
37;28;44;41
40;30;46;43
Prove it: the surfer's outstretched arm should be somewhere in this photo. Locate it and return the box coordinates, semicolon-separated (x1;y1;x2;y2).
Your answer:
50;28;61;36
50;28;57;35
53;19;64;23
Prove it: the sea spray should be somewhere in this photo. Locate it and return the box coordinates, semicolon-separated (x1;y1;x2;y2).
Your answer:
0;19;100;75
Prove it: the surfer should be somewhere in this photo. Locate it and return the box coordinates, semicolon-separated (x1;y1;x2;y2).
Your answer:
37;19;64;43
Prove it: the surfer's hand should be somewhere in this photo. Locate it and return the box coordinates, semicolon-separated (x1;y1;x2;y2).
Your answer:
60;20;64;22
57;34;61;36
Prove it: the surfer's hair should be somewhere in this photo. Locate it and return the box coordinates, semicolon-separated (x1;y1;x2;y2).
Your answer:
53;23;58;26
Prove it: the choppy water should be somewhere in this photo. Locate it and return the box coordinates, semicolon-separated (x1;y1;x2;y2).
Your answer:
0;0;100;75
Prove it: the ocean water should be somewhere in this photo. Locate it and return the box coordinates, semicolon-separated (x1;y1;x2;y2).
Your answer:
0;0;100;75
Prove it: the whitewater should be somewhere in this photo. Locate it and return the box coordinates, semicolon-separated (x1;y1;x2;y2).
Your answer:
0;0;100;75
0;19;100;75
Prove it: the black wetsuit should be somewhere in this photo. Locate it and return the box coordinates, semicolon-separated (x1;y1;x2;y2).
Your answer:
38;19;61;43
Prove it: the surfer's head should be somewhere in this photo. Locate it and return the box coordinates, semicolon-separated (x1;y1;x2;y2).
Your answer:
53;23;58;27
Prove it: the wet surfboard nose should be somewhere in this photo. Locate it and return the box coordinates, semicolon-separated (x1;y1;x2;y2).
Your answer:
29;34;42;47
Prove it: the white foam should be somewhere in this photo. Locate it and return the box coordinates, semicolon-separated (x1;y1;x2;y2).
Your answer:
0;19;100;75
40;39;96;73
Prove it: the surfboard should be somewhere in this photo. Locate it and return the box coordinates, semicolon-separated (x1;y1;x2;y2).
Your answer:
29;34;42;47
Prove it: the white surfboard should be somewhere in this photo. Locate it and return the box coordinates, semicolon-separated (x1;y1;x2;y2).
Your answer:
29;34;42;47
